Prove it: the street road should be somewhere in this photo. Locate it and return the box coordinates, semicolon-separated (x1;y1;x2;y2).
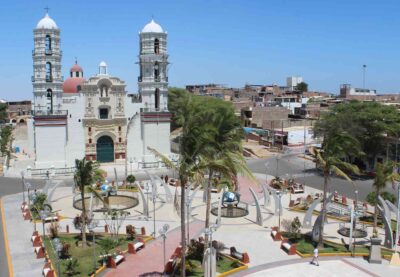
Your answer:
247;155;377;202
0;177;43;277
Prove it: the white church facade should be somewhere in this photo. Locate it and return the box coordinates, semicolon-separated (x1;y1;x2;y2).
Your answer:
27;13;172;169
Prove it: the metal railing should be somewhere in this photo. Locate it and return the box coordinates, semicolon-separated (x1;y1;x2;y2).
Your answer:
32;110;68;117
29;167;76;176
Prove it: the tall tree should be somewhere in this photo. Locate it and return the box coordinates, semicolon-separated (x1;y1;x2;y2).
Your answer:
197;97;254;245
74;158;98;248
310;132;361;247
314;101;400;169
371;161;399;236
150;88;209;276
296;82;308;92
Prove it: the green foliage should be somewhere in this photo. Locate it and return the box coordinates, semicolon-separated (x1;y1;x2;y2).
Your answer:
314;101;400;168
64;258;80;276
281;216;302;234
93;168;106;183
126;174;136;184
0;103;7;122
296;82;308;92
126;224;136;240
97;237;117;256
0;125;12;156
366;191;396;206
187;240;205;261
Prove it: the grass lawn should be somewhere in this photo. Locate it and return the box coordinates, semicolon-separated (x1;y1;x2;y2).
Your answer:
283;232;394;256
43;233;136;276
185;256;241;277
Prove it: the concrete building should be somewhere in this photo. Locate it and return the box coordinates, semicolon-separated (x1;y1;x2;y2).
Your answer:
286;76;303;91
340;84;376;99
28;13;171;169
6;101;32;123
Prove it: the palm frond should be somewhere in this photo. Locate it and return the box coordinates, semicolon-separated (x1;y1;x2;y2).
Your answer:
147;146;178;171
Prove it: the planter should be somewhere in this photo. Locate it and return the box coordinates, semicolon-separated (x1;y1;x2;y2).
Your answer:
369;237;382;264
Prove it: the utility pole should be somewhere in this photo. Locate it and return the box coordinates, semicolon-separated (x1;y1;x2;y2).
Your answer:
363;64;367;89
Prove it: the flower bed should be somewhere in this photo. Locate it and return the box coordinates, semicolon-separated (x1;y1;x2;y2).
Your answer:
43;233;149;276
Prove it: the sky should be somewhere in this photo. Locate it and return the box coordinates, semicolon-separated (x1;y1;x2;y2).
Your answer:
0;0;400;101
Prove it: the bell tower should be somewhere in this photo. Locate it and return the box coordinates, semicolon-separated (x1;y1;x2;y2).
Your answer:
137;19;171;162
138;19;169;111
32;12;63;113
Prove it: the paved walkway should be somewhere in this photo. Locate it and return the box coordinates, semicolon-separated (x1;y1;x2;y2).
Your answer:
103;220;205;277
3;192;44;277
231;256;400;277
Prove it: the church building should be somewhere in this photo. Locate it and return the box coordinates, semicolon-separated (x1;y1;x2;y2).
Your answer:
27;13;171;169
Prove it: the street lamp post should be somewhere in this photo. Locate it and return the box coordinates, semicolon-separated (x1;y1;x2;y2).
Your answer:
129;158;133;175
204;224;218;277
21;171;25;203
158;224;170;276
52;238;63;277
88;219;99;276
39;210;49;236
26;182;32;207
276;190;286;231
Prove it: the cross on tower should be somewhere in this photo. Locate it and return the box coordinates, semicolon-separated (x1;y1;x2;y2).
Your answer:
44;6;50;14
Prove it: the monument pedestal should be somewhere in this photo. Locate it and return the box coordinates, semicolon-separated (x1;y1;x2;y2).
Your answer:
369;237;382;264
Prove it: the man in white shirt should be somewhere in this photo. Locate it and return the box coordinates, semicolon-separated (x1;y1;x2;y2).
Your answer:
310;247;319;266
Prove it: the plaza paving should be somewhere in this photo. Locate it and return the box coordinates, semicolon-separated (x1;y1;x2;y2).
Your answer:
1;172;398;277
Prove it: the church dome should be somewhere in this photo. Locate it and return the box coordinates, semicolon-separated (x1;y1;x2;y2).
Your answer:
70;64;83;73
142;19;163;33
36;13;58;29
63;62;85;93
63;78;85;93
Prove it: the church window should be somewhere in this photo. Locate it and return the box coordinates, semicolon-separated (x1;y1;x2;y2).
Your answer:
118;126;121;131
154;38;160;54
155;88;160;110
75;72;79;77
154;62;159;81
89;139;92;144
45;35;52;54
88;127;92;132
45;62;52;82
119;137;122;143
99;108;108;119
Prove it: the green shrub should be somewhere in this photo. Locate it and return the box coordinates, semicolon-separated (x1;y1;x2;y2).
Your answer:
366;191;396;206
126;174;136;184
64;258;79;276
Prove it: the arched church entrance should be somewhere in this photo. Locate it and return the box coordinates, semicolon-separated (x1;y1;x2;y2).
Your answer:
96;135;114;163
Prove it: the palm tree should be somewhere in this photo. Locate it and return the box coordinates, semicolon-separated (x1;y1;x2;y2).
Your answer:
74;158;98;248
310;132;361;248
149;90;210;276
199;99;255;245
371;161;399;236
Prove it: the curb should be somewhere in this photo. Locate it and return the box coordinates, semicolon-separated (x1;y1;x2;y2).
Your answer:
0;197;14;277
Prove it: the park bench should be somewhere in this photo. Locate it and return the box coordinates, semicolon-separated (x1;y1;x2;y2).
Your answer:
34;246;45;259
23;210;31;220
43;216;59;223
128;238;145;254
271;226;282;241
31;234;42;247
230;246;250;263
42;262;55;277
165;247;182;274
107;253;125;268
280;238;297;255
21;203;28;212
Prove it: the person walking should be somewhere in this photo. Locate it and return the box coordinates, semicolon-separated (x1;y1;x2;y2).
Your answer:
310;246;319;266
